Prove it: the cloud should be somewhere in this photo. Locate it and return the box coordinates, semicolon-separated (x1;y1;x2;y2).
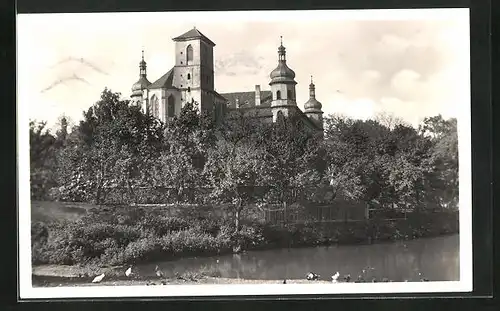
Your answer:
390;69;422;94
215;50;267;76
360;69;382;84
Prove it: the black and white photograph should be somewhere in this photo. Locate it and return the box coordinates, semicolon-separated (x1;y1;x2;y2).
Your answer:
18;8;472;298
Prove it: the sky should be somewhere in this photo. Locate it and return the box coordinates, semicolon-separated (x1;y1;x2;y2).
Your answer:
17;9;470;131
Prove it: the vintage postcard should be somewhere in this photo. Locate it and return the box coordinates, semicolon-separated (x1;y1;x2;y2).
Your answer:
17;8;472;299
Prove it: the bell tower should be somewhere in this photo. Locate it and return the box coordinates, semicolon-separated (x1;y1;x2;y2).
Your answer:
269;36;298;122
303;75;324;130
130;49;151;112
171;27;216;113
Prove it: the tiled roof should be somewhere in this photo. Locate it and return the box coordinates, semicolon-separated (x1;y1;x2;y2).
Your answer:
219;91;272;108
148;67;175;89
173;28;216;47
290;106;322;131
209;90;227;100
227;106;273;118
229;105;322;131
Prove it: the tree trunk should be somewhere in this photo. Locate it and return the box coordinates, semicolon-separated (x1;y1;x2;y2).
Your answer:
234;205;241;233
414;181;421;213
95;173;103;205
177;186;183;204
283;201;287;225
95;184;102;205
127;180;136;204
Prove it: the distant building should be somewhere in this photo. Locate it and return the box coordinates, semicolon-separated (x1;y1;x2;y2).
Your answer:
130;27;324;132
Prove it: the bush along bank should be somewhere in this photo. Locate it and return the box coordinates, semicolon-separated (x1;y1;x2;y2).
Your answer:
31;206;459;267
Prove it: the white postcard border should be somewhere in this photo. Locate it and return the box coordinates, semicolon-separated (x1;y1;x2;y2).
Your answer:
17;8;472;299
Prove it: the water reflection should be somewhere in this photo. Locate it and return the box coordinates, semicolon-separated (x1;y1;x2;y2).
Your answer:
137;234;459;282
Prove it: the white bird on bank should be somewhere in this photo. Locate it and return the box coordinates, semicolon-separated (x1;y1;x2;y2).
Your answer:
125;266;133;277
306;272;320;281
155;265;164;278
92;273;105;283
331;272;340;283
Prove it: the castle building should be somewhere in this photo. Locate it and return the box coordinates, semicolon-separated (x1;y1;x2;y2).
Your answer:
130;28;324;131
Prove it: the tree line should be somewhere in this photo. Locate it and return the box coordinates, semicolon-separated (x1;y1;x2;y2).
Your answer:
30;89;459;230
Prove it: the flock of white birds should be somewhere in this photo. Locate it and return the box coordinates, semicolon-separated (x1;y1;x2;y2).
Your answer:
91;265;164;284
91;267;342;284
90;266;427;284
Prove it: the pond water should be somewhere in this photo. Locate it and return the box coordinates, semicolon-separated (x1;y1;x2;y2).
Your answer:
136;234;459;282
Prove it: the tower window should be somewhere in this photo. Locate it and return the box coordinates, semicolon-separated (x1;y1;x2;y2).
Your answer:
276;110;285;125
151;95;159;118
186;45;194;65
276;90;281;100
187;73;191;80
287;90;293;100
188;87;191;92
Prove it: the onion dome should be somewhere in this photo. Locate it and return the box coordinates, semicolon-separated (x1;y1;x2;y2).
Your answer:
131;50;151;97
131;76;151;96
269;37;297;85
304;76;323;111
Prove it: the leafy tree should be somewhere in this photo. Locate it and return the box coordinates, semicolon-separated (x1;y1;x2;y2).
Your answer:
155;144;200;203
419;116;459;208
373;111;407;130
56;88;165;204
387;124;438;212
204;138;267;232
261;115;323;216
203;110;270;230
29;120;57;199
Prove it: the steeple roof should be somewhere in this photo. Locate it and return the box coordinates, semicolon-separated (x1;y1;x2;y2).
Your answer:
172;27;216;46
131;49;151;97
304;75;323;112
269;36;297;85
148;67;176;89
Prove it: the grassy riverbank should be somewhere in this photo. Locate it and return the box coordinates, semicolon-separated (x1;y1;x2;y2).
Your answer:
32;203;458;269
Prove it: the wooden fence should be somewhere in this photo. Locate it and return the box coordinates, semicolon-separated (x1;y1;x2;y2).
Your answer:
263;199;369;225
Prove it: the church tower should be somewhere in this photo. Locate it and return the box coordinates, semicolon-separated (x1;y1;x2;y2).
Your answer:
269;37;298;122
130;49;151;110
171;27;216;114
304;76;324;130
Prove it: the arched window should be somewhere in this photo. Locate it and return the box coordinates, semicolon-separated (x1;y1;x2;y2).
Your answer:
167;95;175;117
276;110;285;125
151;95;159;118
187;73;191;80
188;87;191;92
287;89;293;100
186;45;194;65
276;90;281;100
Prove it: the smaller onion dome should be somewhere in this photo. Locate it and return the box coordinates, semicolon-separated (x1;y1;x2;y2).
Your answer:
304;76;323;112
131;76;151;96
304;97;322;111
